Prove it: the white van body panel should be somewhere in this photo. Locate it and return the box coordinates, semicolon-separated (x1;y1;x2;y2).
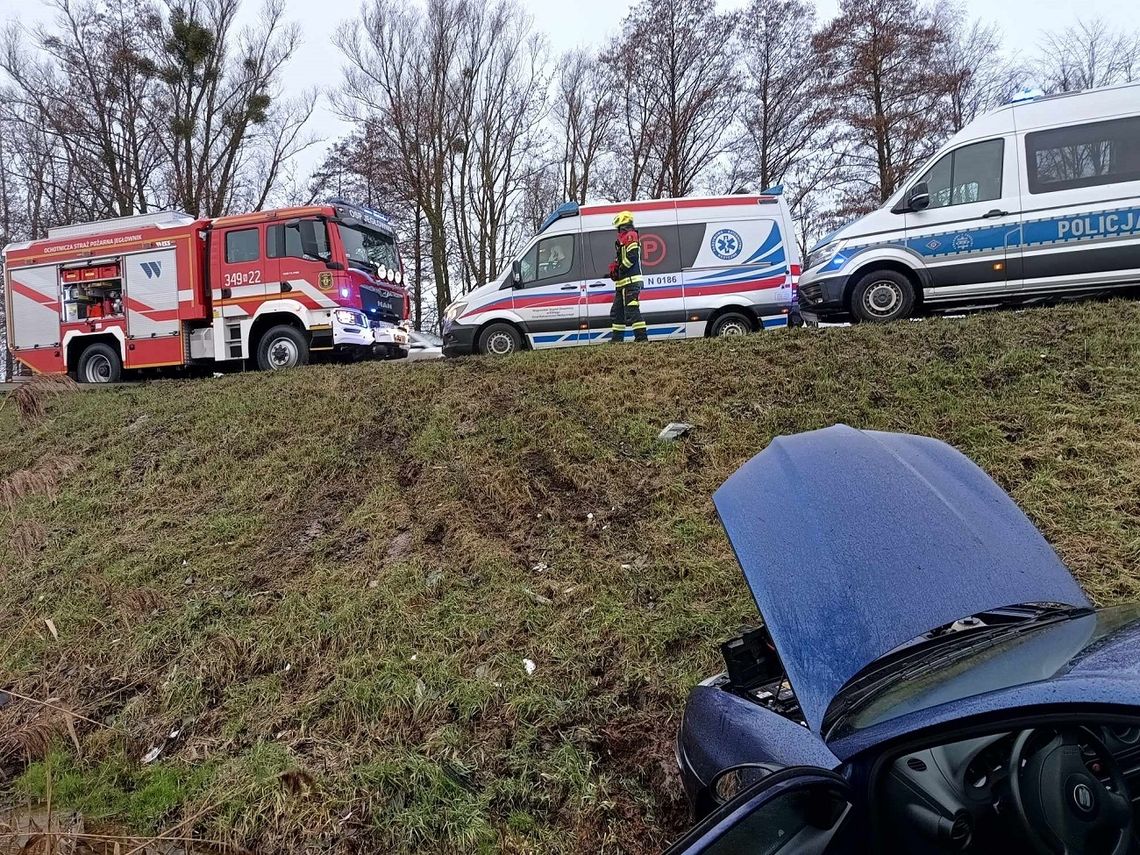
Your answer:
442;195;801;355
799;81;1140;319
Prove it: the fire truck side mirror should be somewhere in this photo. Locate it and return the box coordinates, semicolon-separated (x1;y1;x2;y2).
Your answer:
325;261;345;271
511;260;522;289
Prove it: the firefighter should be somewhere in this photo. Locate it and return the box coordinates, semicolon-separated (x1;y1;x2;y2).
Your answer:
607;211;648;343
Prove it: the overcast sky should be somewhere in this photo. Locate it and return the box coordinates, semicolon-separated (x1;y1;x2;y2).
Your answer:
0;0;1135;176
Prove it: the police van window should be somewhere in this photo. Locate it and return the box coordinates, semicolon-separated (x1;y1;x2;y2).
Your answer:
920;139;1004;209
225;228;260;263
1026;117;1140;194
520;234;576;286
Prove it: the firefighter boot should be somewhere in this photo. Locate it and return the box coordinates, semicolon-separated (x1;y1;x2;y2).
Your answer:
632;323;648;342
610;326;626;343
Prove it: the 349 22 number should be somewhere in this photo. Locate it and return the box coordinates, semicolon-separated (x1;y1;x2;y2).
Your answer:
223;270;263;288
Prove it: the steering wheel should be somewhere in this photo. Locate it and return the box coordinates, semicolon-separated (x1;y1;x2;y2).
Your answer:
1008;727;1133;855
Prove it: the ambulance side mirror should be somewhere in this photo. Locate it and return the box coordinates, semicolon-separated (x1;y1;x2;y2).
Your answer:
511;260;522;289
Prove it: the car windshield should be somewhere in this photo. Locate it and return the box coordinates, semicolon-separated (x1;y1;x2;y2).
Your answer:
827;603;1140;739
338;224;398;273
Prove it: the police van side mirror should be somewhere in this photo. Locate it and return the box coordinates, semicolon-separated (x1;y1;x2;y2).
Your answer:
511;260;522;288
908;182;931;212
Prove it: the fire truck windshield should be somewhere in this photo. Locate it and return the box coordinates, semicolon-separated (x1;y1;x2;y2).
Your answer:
338;224;398;274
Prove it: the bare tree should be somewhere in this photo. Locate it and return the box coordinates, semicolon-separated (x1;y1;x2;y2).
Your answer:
934;3;1024;132
735;0;836;191
447;3;549;292
815;0;958;213
1;0;165;218
143;0;305;217
602;0;739;199
553;50;615;204
337;0;470;317
1036;18;1140;93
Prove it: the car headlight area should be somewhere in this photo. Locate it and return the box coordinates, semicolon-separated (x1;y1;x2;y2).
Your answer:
806;241;845;272
334;308;367;328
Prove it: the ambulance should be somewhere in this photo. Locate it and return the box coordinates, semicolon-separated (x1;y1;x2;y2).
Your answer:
441;193;801;356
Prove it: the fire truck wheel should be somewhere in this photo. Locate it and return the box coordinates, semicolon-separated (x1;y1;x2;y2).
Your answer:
77;343;123;384
477;323;523;356
256;325;310;372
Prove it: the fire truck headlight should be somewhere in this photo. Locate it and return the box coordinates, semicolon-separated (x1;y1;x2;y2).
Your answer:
335;309;362;326
394;271;403;285
378;266;389;281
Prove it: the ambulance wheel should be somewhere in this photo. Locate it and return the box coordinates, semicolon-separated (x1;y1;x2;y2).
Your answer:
710;312;754;337
77;343;122;384
477;323;523;356
256;325;309;371
850;270;915;323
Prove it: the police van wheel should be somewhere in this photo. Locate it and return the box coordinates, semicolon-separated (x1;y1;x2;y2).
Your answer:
77;343;122;384
711;312;754;337
256;325;309;372
477;323;523;356
850;271;915;323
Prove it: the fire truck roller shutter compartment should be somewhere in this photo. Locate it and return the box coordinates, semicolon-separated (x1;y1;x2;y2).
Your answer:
9;265;61;349
125;249;180;340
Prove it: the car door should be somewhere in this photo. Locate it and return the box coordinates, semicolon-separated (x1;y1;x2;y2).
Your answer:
903;137;1022;302
512;231;586;349
666;768;859;855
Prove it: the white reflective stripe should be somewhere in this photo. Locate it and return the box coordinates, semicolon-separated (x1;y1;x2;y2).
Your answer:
177;289;196;303
291;279;340;308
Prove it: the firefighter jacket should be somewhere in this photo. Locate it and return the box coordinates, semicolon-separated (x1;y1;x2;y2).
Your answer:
614;229;643;289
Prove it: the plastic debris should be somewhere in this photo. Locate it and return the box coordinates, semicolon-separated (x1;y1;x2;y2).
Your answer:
523;658;537;676
658;422;695;442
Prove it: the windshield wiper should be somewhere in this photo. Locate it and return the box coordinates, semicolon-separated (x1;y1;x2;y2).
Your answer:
823;604;1093;733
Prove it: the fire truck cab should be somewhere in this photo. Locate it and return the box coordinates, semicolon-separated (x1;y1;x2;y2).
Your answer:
3;199;411;382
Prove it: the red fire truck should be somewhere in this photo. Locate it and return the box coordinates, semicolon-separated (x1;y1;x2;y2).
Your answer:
3;199;411;382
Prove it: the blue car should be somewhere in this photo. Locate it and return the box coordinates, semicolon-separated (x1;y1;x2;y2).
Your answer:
670;425;1140;854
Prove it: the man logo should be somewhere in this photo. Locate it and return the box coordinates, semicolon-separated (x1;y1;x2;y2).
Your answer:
140;261;163;280
318;272;334;291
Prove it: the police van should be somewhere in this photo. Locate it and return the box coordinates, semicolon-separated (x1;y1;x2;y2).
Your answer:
798;81;1140;322
441;194;800;356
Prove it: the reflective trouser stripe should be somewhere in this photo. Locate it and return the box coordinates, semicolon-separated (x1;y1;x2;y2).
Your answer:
631;321;646;328
615;276;643;288
612;324;627;330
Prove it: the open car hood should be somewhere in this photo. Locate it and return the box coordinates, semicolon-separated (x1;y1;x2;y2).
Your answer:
713;425;1090;736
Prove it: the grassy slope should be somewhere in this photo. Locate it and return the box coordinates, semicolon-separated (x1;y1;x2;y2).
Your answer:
1;301;1139;853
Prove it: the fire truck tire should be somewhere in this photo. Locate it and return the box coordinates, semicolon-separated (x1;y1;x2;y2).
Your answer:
256;325;310;372
76;343;123;384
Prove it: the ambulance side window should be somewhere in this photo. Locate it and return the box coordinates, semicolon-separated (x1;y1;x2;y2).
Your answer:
519;234;578;287
586;230;616;278
225;228;260;263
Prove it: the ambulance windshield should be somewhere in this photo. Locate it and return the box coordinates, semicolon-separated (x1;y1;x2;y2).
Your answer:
338;224;398;274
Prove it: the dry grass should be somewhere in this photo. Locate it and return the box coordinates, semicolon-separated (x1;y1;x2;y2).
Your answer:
1;376;78;425
0;300;1138;852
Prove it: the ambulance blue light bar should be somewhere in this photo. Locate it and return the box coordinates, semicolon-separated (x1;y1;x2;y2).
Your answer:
538;202;580;234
